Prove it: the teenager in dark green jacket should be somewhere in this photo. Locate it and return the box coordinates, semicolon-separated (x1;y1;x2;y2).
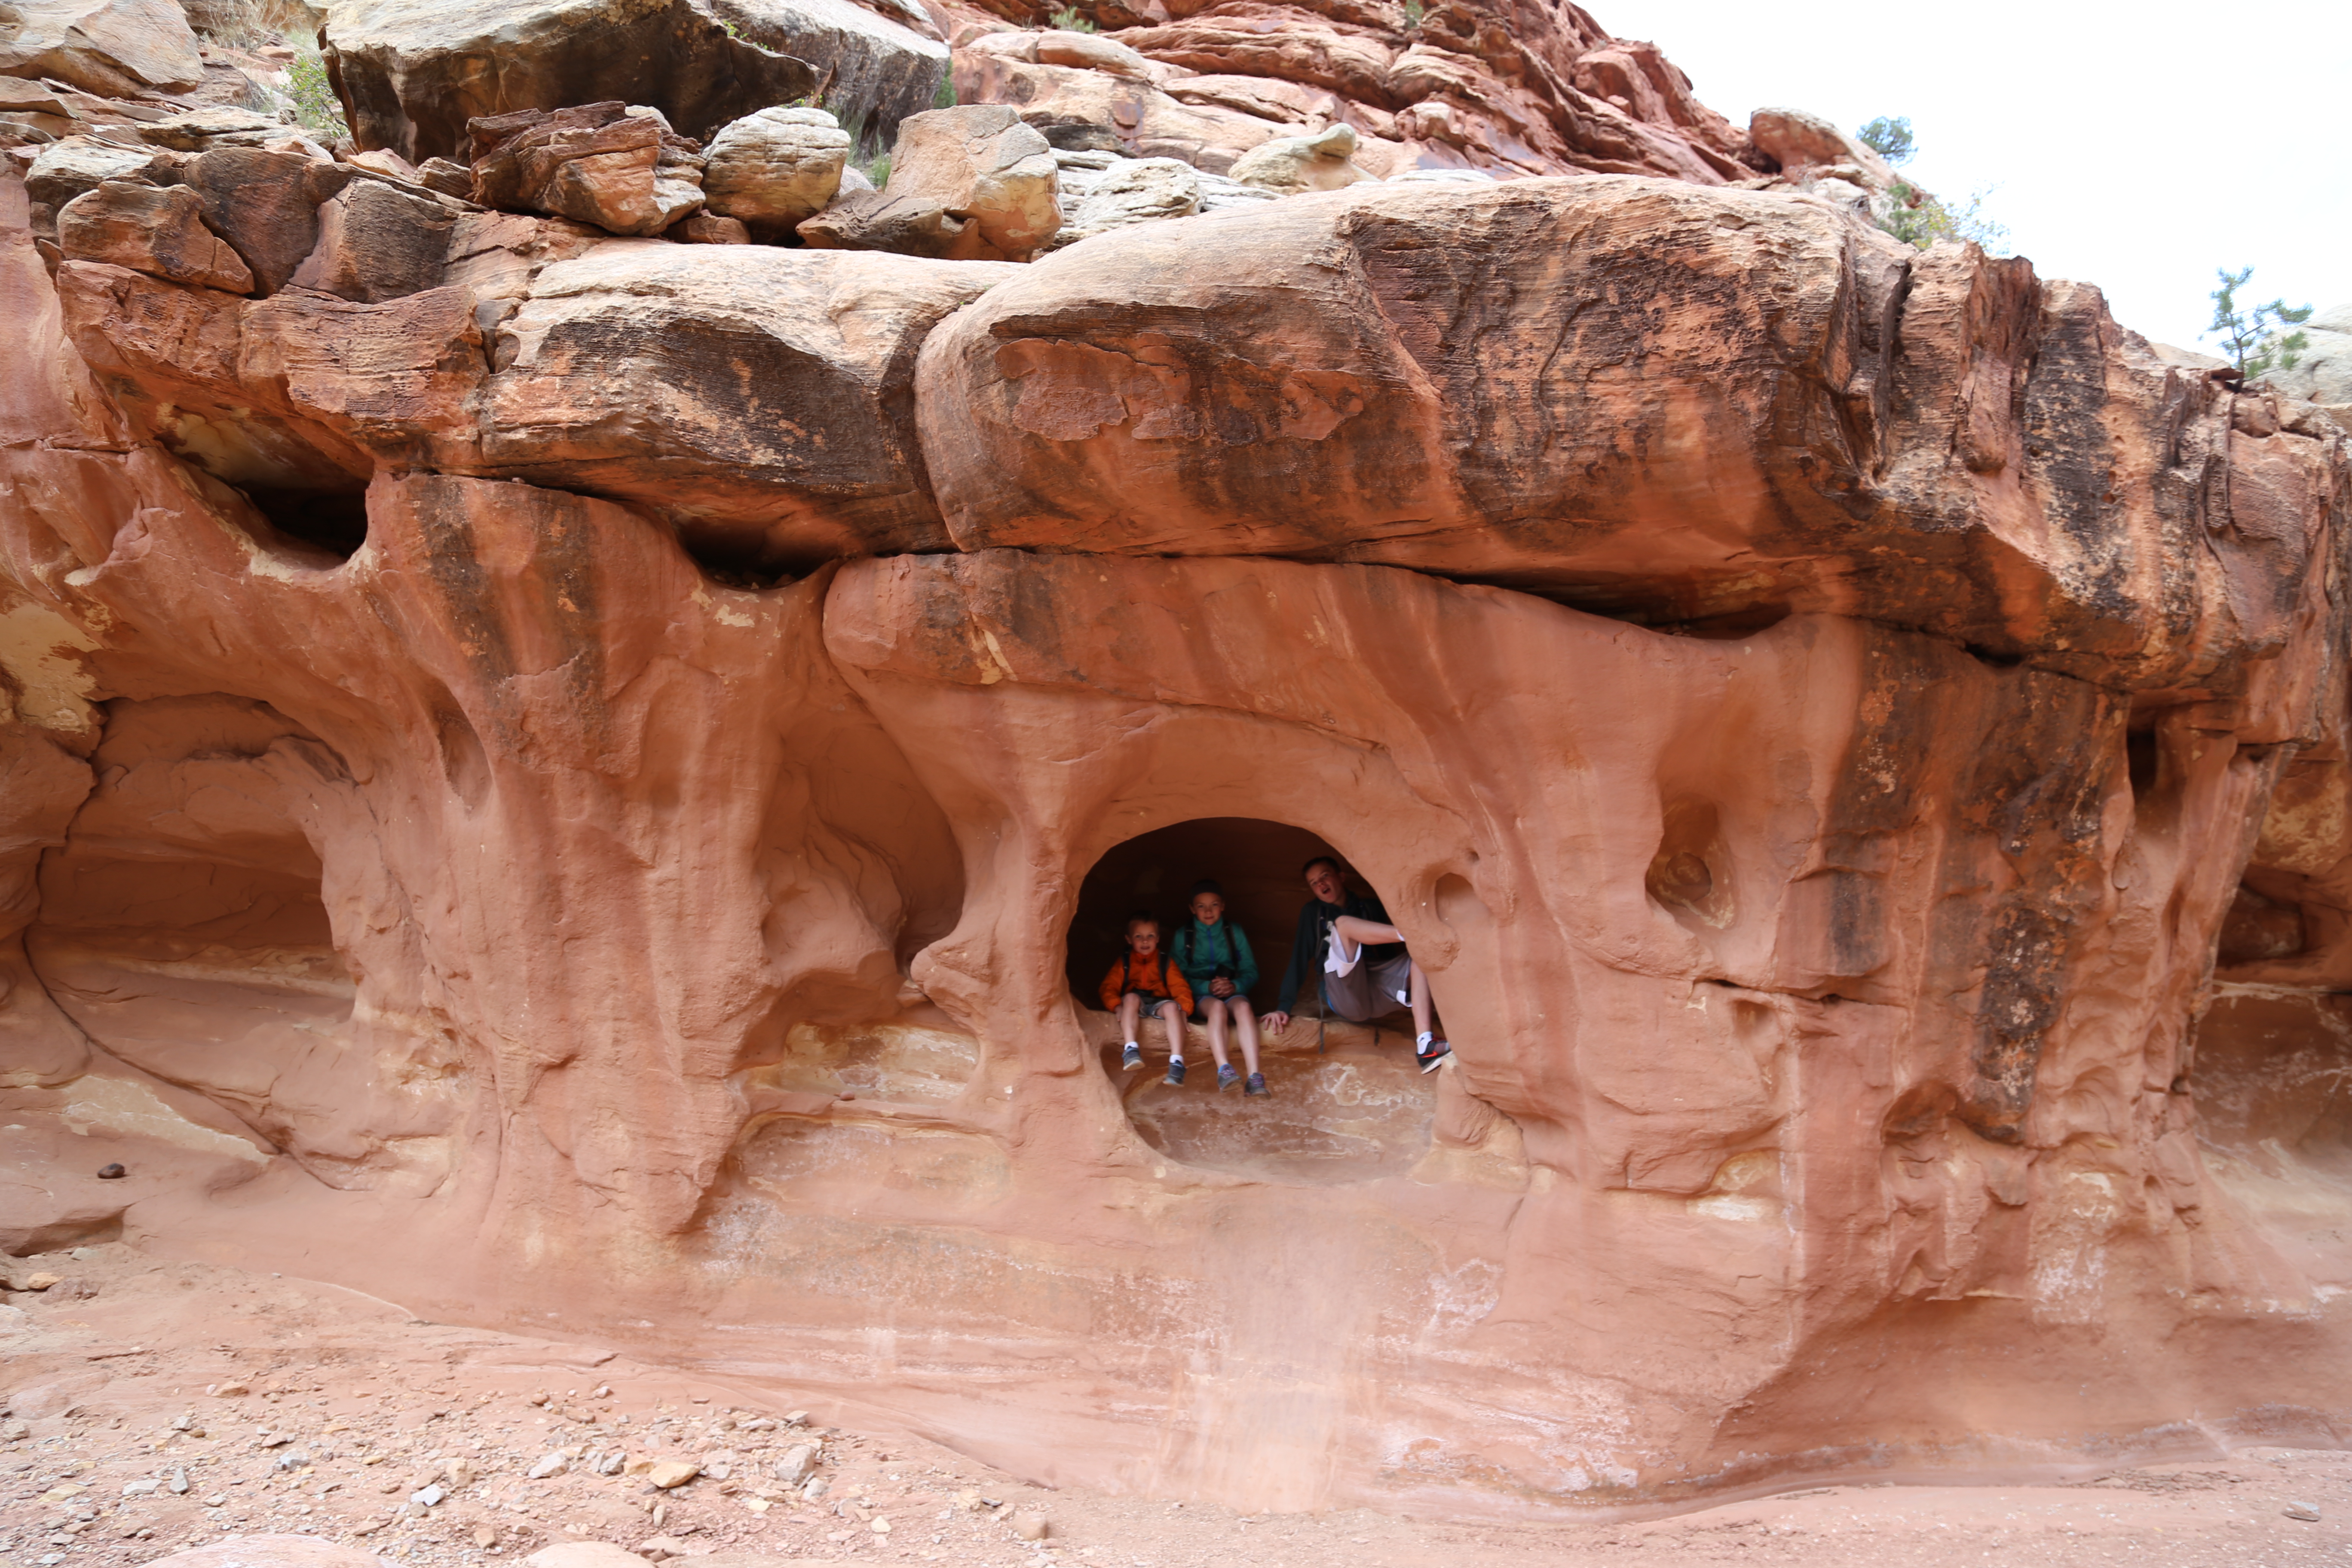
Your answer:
1172;880;1268;1096
1264;856;1450;1072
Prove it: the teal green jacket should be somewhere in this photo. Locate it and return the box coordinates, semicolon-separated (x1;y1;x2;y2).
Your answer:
1172;918;1259;998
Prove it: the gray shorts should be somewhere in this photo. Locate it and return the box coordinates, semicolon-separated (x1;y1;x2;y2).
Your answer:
1322;951;1413;1023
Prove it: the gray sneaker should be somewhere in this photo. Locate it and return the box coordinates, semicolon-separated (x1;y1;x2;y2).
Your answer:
1217;1064;1241;1092
1164;1059;1186;1087
1244;1072;1270;1097
1120;1043;1142;1072
1416;1038;1452;1073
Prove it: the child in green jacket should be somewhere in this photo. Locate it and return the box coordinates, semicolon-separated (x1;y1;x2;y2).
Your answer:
1172;880;1268;1096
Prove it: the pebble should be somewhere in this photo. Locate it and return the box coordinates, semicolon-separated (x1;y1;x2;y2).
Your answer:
2286;1502;2323;1521
1011;1510;1050;1540
646;1459;700;1489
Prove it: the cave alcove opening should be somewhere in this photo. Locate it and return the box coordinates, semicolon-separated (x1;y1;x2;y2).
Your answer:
243;485;371;561
26;695;358;1155
1068;817;1444;1184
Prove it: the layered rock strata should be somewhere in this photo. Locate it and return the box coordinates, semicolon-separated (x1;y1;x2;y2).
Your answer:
322;0;948;163
5;34;2352;1527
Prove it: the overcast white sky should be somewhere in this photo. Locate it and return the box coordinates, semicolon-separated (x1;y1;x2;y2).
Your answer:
1601;0;2349;350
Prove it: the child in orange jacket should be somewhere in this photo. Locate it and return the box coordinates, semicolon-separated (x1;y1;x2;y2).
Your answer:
1101;910;1195;1086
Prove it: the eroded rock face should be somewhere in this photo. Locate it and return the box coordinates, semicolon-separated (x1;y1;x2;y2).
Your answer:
56;181;256;292
1050;154;1200;245
321;0;949;165
916;176;2343;694
51;224;1011;570
469;103;706;238
700;105;850;236
322;0;822;163
801;104;1059;261
1227;119;1372;193
947;0;1759;183
0;0;205;96
5;39;2352;1528
473;243;1015;567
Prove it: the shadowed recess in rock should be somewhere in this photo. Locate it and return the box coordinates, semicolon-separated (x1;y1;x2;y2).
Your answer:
1064;815;1336;1014
1069;817;1444;1183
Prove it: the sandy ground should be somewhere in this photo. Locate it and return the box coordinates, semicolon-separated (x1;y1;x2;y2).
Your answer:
3;1244;2348;1568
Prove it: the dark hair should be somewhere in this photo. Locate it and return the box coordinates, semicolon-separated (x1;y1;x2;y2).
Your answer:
1302;855;1341;879
1124;909;1161;934
1187;879;1225;900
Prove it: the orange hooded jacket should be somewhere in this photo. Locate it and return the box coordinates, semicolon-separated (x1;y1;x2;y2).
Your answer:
1099;949;1194;1014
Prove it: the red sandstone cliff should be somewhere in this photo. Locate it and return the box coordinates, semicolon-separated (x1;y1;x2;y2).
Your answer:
5;0;2352;1522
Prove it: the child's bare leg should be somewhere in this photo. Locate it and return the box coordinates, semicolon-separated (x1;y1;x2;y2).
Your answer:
1118;992;1142;1045
1232;998;1262;1075
1157;1001;1187;1061
1333;915;1405;948
1204;999;1232;1069
1409;960;1434;1041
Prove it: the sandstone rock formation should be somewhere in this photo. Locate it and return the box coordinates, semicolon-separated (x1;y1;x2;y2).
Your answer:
946;0;1760;182
917;177;2341;695
1747;104;1898;185
1049;153;1201;245
5;0;2352;1530
55;178;255;290
1227;119;1372;193
2265;300;2352;417
323;0;851;163
700;104;851;236
469;102;707;237
799;102;1058;261
0;0;205;97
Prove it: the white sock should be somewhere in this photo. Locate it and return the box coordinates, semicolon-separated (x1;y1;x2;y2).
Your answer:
1417;1032;1434;1050
1170;1053;1184;1065
1124;1040;1139;1051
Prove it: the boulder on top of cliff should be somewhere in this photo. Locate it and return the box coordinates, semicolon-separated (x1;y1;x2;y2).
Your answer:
22;136;174;215
1049;155;1199;247
413;156;475;197
1747;106;1899;187
55;181;257;293
703;0;948;155
700;105;850;238
962;26;1152;80
1228;121;1373;195
914;174;2344;693
471;243;1018;567
2263;304;2352;406
467;103;704;237
952;47;1376;176
674;211;751;243
49;218;1016;569
0;0;204;97
799;104;1058;262
321;0;945;165
287;178;462;301
131;105;291;151
178;145;358;295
